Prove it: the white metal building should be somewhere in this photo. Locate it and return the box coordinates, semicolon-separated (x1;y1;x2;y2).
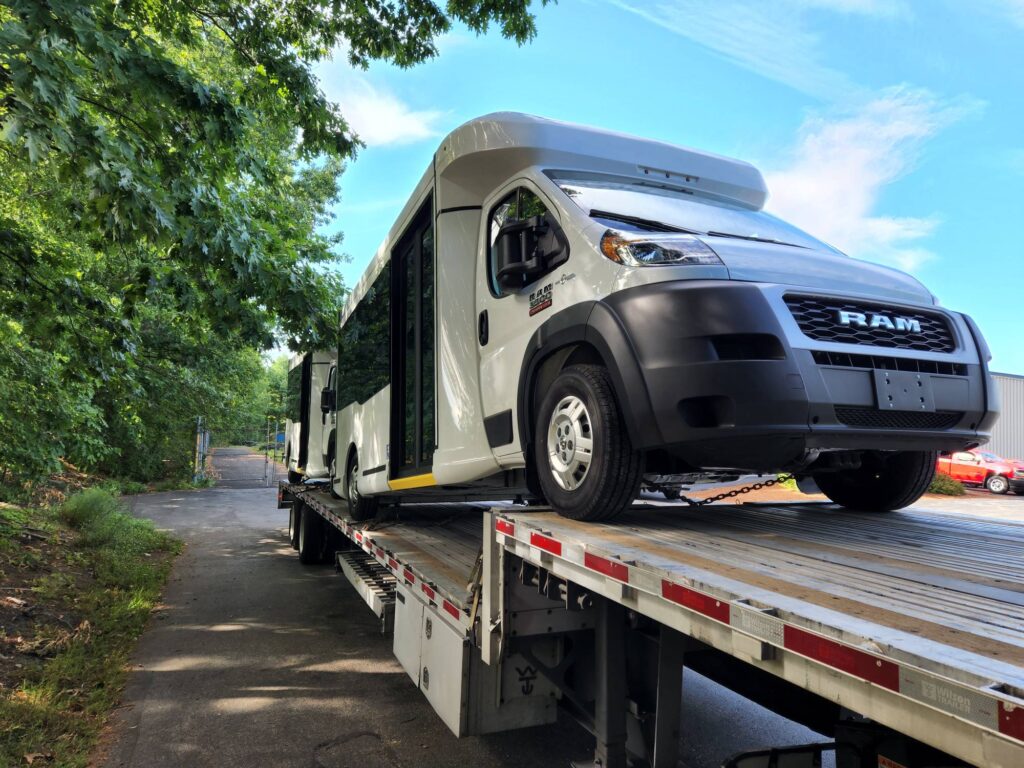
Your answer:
989;372;1024;458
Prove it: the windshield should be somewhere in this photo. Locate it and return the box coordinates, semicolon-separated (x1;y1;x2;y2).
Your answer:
554;177;839;252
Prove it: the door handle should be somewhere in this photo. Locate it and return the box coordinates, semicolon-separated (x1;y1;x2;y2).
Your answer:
478;310;489;346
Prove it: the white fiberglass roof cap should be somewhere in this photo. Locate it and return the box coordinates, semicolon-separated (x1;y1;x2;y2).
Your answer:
435;112;768;210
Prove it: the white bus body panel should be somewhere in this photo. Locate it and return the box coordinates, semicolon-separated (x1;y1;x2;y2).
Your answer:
337;386;392;497
303;352;334;479
285;353;303;472
433;209;500;484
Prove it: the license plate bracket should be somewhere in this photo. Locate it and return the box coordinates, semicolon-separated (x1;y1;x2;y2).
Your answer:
873;370;935;412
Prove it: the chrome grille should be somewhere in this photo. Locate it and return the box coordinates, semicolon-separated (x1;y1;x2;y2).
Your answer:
785;295;955;353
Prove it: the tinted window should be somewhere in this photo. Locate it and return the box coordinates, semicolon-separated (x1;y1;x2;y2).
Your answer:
487;187;551;296
286;364;303;421
421;224;434;464
338;263;391;408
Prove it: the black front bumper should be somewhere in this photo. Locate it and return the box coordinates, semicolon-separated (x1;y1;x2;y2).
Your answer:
597;281;997;471
1010;478;1024;494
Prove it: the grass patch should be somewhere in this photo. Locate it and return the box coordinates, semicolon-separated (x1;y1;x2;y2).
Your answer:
0;489;180;767
928;472;966;496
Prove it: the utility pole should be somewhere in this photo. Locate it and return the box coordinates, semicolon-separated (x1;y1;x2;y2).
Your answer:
193;416;207;482
264;415;271;486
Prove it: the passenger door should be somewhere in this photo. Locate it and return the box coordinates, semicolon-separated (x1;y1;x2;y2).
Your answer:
391;201;436;481
321;364;337;471
476;183;565;461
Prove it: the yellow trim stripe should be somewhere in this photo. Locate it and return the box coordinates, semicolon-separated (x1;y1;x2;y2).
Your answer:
388;472;436;491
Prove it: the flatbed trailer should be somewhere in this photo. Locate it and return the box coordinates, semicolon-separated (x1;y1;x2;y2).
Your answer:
279;481;1024;768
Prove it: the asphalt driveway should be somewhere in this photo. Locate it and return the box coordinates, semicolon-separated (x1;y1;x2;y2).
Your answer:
100;448;824;768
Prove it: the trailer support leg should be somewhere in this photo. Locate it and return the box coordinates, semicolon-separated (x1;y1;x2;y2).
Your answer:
593;597;627;768
652;627;685;768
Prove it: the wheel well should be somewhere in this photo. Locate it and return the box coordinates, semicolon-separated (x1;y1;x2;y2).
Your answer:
527;342;607;444
344;443;357;495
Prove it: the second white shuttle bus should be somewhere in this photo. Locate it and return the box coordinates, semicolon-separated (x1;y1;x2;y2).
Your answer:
331;113;996;522
285;351;336;484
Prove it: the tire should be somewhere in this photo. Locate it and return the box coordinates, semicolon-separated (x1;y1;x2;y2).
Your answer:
347;454;379;522
327;441;341;499
986;474;1010;495
815;450;937;512
297;504;325;564
288;505;300;549
534;364;644;522
285;447;302;484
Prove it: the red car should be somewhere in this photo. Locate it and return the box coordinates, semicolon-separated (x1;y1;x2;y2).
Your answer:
935;449;1023;495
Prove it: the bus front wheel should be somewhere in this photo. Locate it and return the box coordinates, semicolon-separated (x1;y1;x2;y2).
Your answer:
534;364;643;522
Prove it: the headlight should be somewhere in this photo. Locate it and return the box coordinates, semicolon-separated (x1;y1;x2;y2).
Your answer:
600;229;724;267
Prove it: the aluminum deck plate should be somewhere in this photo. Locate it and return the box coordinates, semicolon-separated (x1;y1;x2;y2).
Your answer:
289;487;487;623
494;501;1024;768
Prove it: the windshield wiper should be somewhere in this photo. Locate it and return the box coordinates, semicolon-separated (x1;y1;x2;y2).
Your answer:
590;210;699;235
705;231;807;249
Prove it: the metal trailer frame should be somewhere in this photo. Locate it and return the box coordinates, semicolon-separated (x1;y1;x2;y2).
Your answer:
278;482;1024;768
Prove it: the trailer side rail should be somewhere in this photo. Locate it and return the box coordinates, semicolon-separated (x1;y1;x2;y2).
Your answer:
488;510;1024;768
284;483;476;634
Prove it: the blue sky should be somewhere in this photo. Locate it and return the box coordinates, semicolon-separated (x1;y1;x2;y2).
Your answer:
313;0;1024;373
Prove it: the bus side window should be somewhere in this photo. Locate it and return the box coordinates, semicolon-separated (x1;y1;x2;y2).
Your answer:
487;187;552;297
338;263;391;409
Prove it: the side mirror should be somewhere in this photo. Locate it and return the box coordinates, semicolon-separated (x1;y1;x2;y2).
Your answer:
320;387;336;414
494;214;568;292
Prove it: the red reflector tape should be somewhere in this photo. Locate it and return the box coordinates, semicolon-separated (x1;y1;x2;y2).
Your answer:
443;600;461;620
585;552;629;583
403;569;415;584
530;532;562;556
784;625;899;691
375;546;384;558
421;583;435;600
1000;701;1024;741
354;532;362;543
661;580;730;623
388;558;398;571
495;518;515;536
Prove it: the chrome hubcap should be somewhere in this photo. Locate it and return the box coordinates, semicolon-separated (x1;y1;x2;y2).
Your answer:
349;462;360;504
547;395;594;491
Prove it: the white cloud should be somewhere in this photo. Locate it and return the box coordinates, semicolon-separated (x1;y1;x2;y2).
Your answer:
974;0;1024;28
610;0;874;100
326;78;444;147
315;46;445;148
795;0;908;16
764;87;982;271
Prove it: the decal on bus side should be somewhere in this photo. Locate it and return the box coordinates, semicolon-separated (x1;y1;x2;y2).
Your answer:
529;283;553;316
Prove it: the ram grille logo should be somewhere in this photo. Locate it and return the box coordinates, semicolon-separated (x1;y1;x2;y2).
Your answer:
837;310;921;333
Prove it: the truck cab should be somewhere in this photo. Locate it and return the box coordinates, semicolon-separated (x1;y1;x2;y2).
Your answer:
936;449;1015;494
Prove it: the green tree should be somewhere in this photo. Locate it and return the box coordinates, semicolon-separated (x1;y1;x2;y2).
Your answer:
0;1;549;490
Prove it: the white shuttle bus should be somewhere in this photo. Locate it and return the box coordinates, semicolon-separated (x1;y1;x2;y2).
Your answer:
332;113;996;522
285;351;336;484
